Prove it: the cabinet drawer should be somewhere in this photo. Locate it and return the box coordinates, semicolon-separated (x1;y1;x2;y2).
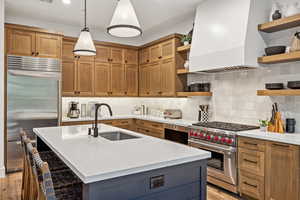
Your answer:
238;137;265;152
136;120;164;132
238;148;265;176
112;119;132;126
239;171;265;200
136;126;164;139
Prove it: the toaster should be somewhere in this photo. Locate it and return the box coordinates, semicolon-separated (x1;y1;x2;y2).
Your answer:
163;109;182;119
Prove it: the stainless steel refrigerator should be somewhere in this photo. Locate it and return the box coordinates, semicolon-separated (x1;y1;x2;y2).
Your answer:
6;55;61;173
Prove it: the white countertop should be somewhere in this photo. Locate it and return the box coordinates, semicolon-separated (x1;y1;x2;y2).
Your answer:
62;115;197;127
237;130;300;146
34;124;211;184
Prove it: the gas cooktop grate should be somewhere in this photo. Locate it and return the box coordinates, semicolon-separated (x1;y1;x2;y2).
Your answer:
192;121;259;132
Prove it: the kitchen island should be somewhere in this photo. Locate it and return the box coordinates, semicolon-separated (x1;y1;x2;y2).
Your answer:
33;124;211;200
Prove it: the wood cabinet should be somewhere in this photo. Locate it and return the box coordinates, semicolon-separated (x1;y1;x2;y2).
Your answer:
95;45;111;63
160;58;175;96
139;48;150;64
110;63;125;96
238;136;300;200
150;44;161;63
6;27;62;58
125;49;138;64
148;62;162;96
94;62;111;96
62;60;76;96
125;64;138;96
62;58;94;97
139;64;151;96
62;40;75;60
76;61;94;96
135;120;165;139
265;142;300;200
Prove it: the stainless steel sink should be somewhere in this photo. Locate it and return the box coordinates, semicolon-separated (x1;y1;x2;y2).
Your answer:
99;131;140;141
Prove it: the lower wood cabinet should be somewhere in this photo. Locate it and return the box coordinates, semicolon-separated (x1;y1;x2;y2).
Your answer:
238;136;300;200
265;142;300;200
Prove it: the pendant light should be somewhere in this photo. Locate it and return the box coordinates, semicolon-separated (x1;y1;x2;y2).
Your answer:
107;0;142;38
73;0;96;56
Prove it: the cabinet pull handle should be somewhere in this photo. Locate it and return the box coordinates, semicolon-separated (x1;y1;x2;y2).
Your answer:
147;59;149;62
243;181;257;188
244;159;258;164
125;60;128;63
244;142;258;146
32;52;35;56
272;143;290;148
158;56;162;59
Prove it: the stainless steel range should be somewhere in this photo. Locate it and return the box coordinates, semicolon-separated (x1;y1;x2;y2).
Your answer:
188;121;259;193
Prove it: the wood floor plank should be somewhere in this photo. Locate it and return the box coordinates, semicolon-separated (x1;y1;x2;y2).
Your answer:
0;172;240;200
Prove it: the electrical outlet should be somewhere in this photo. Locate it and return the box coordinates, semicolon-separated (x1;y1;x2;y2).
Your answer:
150;175;165;189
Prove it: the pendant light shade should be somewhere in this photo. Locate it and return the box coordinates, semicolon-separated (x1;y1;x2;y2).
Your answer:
107;0;142;38
74;0;96;56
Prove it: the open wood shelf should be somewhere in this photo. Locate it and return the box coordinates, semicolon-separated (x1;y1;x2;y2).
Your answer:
258;14;300;33
258;51;300;64
177;92;213;97
177;44;191;52
257;90;300;96
177;68;192;75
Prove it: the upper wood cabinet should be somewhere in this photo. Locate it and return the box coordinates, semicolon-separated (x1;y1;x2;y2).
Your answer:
95;45;111;63
160;58;175;96
110;63;125;96
139;64;151;96
62;60;76;97
125;64;138;96
139;48;150;64
62;40;75;60
94;62;111;96
150;45;161;63
111;48;123;64
35;33;62;58
265;142;300;200
125;49;138;64
6;27;62;59
76;61;94;96
148;61;162;96
6;29;36;56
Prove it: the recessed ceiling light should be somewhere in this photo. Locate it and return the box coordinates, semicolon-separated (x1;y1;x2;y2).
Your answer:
62;0;71;5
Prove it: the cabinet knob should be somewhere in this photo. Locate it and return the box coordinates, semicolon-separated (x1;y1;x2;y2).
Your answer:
125;60;128;63
158;56;162;59
36;52;39;56
31;52;35;56
147;60;149;63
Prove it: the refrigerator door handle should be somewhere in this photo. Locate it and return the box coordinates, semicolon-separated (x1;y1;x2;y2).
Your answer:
8;69;61;80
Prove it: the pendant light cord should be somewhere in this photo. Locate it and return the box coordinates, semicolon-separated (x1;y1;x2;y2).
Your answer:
84;0;87;29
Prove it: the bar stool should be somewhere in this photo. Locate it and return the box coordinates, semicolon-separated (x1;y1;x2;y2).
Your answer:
27;143;82;200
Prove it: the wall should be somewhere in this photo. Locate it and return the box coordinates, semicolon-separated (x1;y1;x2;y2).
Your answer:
188;25;300;131
62;97;210;122
0;0;5;177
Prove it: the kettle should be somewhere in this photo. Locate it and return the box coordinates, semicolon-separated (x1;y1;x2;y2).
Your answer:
67;102;80;119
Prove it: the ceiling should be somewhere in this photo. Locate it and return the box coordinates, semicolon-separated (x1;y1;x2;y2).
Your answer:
5;0;202;32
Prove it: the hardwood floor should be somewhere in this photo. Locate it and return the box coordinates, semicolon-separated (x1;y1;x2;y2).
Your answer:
0;172;240;200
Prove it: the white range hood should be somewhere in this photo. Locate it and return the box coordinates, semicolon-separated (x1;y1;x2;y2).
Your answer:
189;0;271;73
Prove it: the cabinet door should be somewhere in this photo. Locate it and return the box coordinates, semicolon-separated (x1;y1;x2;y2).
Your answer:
35;33;62;58
95;45;110;63
160;58;175;96
62;41;75;60
76;61;94;96
110;63;125;96
125;49;138;64
62;60;76;96
161;39;175;60
94;62;111;97
149;45;161;63
265;142;300;200
139;64;150;96
148;62;161;96
111;48;123;64
125;64;138;96
7;28;36;56
139;48;150;64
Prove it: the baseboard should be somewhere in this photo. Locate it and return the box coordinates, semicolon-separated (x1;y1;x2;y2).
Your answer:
0;166;5;178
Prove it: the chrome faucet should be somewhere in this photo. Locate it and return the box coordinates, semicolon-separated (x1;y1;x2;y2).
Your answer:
89;103;113;137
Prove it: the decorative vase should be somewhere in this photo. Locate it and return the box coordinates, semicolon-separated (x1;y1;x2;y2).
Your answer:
291;32;300;52
270;2;280;21
184;41;189;46
272;10;282;20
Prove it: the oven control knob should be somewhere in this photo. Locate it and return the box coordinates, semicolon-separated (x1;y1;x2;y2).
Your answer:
221;137;227;143
206;135;211;140
214;136;219;141
226;138;233;144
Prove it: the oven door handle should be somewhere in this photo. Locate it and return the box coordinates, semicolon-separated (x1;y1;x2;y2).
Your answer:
189;140;236;154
